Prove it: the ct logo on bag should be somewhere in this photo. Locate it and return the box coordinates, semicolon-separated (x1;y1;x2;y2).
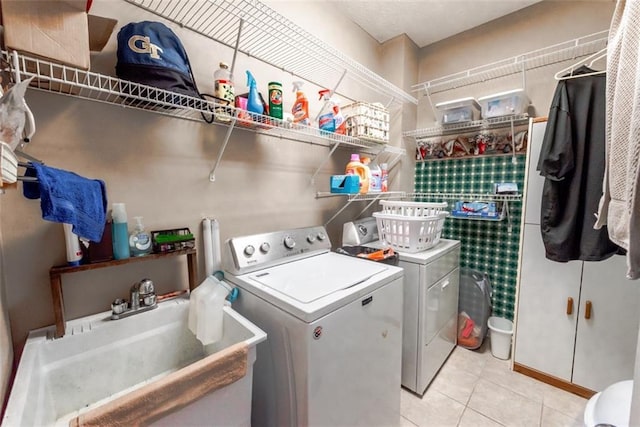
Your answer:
128;35;163;59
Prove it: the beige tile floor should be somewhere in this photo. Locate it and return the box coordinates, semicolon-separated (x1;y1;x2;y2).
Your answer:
400;339;588;427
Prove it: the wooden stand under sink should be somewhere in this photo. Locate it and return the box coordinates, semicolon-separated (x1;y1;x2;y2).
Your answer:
49;248;198;338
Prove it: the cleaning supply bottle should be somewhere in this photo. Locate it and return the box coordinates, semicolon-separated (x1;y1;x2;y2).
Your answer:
291;81;310;126
333;99;346;135
345;153;369;194
381;163;389;192
368;160;382;192
318;89;335;133
62;223;83;266
268;81;283;120
111;203;130;260
129;216;152;257
246;70;264;119
213;62;234;123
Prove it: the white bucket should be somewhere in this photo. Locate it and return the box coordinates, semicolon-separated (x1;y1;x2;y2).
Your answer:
488;316;514;360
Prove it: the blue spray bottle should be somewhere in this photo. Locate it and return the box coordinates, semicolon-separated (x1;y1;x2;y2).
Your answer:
246;71;264;119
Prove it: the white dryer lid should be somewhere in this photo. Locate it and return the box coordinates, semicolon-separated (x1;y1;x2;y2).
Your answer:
248;252;387;303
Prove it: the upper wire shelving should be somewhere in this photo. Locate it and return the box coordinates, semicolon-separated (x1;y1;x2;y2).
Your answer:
6;49;401;181
404;114;530;140
412;30;608;96
124;0;417;106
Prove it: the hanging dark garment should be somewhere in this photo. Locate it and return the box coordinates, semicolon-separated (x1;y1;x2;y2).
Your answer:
537;65;621;262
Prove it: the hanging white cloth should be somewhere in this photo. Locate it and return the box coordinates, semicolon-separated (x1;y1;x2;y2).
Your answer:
595;0;640;279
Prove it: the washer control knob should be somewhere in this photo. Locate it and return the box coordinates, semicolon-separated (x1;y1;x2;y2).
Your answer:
317;232;327;241
244;245;255;256
283;236;296;249
260;242;271;253
307;234;316;243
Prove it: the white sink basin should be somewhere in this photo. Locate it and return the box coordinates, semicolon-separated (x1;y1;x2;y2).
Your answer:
2;296;266;427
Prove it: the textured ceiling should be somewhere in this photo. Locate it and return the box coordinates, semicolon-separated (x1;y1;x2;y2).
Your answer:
339;0;542;48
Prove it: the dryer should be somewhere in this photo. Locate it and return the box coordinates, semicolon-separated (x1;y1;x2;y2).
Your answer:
224;225;404;427
343;217;461;395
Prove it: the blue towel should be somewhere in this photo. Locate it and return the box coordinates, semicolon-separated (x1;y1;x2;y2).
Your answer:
23;164;107;242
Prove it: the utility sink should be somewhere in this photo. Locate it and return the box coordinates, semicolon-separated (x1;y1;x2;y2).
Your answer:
2;296;266;427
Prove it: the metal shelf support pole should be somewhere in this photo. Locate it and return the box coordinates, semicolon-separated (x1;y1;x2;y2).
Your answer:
324;198;355;227
209;19;244;182
310;141;341;185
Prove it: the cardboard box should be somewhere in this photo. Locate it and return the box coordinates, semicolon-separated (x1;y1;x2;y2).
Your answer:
2;0;91;70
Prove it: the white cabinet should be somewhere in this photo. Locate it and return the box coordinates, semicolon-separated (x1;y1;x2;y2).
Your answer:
514;119;640;394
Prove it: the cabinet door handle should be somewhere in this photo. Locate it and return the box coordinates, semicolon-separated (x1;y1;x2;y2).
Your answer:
585;300;592;319
566;297;573;315
441;280;450;290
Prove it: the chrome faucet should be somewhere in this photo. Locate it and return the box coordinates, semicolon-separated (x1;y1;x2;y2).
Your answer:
111;278;157;320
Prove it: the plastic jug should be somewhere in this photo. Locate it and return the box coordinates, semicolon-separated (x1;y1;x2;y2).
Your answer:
188;275;228;345
381;163;389;192
369;161;382;192
345;153;369;194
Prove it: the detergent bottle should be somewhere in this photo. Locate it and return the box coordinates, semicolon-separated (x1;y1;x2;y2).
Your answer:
345;153;369;194
246;70;264;118
318;89;335;133
291;81;310;126
381;163;389;192
333;99;346;135
368;160;382;192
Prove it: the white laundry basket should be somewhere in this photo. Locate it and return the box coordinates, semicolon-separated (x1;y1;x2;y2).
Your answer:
373;201;448;253
487;316;513;360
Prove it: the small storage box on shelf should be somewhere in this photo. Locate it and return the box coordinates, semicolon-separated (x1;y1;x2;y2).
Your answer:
435;97;481;124
373;201;448;253
342;101;389;143
478;89;529;118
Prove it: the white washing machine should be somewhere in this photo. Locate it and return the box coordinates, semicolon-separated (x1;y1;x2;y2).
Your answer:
343;217;461;395
224;225;404;427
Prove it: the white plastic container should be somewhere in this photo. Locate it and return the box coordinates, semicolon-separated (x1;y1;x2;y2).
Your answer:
435;97;481;124
487;316;514;360
62;223;82;266
478;89;529;118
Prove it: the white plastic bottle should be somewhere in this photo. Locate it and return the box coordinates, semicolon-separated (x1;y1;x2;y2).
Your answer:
381;163;389;192
62;223;82;266
188;275;227;345
369;161;382;192
129;216;152;257
214;62;235;123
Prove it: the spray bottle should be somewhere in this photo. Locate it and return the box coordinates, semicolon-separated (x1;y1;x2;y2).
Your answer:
333;99;346;135
292;81;310;126
246;70;264;119
318;89;335;133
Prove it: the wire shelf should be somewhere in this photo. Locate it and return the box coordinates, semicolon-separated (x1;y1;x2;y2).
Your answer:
7;50;393;152
410;192;522;202
412;30;608;95
315;190;407;200
124;0;417;105
404;114;530;140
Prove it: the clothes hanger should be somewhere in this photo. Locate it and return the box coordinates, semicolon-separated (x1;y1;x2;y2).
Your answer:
554;47;607;80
